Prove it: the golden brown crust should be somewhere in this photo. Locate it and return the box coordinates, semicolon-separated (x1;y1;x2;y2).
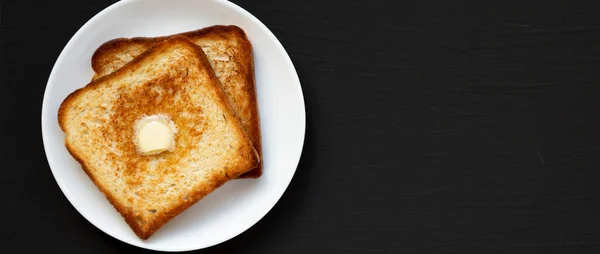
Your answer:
59;36;259;239
232;29;262;178
91;25;263;178
91;26;238;73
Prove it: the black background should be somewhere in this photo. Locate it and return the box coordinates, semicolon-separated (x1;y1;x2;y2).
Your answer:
2;0;600;253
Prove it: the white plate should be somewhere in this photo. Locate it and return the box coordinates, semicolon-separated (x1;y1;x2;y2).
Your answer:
41;0;305;251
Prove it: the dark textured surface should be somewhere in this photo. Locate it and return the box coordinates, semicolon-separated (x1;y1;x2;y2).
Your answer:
2;0;600;253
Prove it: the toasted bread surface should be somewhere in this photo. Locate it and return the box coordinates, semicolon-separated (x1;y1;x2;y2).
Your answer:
92;25;262;178
59;36;259;239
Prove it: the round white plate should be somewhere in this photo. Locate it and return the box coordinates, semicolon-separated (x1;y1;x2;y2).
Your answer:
41;0;305;251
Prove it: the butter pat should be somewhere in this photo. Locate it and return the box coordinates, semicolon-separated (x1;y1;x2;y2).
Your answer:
134;115;176;155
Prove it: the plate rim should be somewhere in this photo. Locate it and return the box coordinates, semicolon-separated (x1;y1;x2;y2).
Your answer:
40;0;306;251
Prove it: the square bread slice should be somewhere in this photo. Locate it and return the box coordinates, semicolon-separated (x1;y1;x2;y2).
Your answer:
91;25;262;178
58;36;259;239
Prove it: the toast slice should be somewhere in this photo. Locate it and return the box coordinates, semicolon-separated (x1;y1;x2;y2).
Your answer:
91;25;262;178
58;36;259;239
